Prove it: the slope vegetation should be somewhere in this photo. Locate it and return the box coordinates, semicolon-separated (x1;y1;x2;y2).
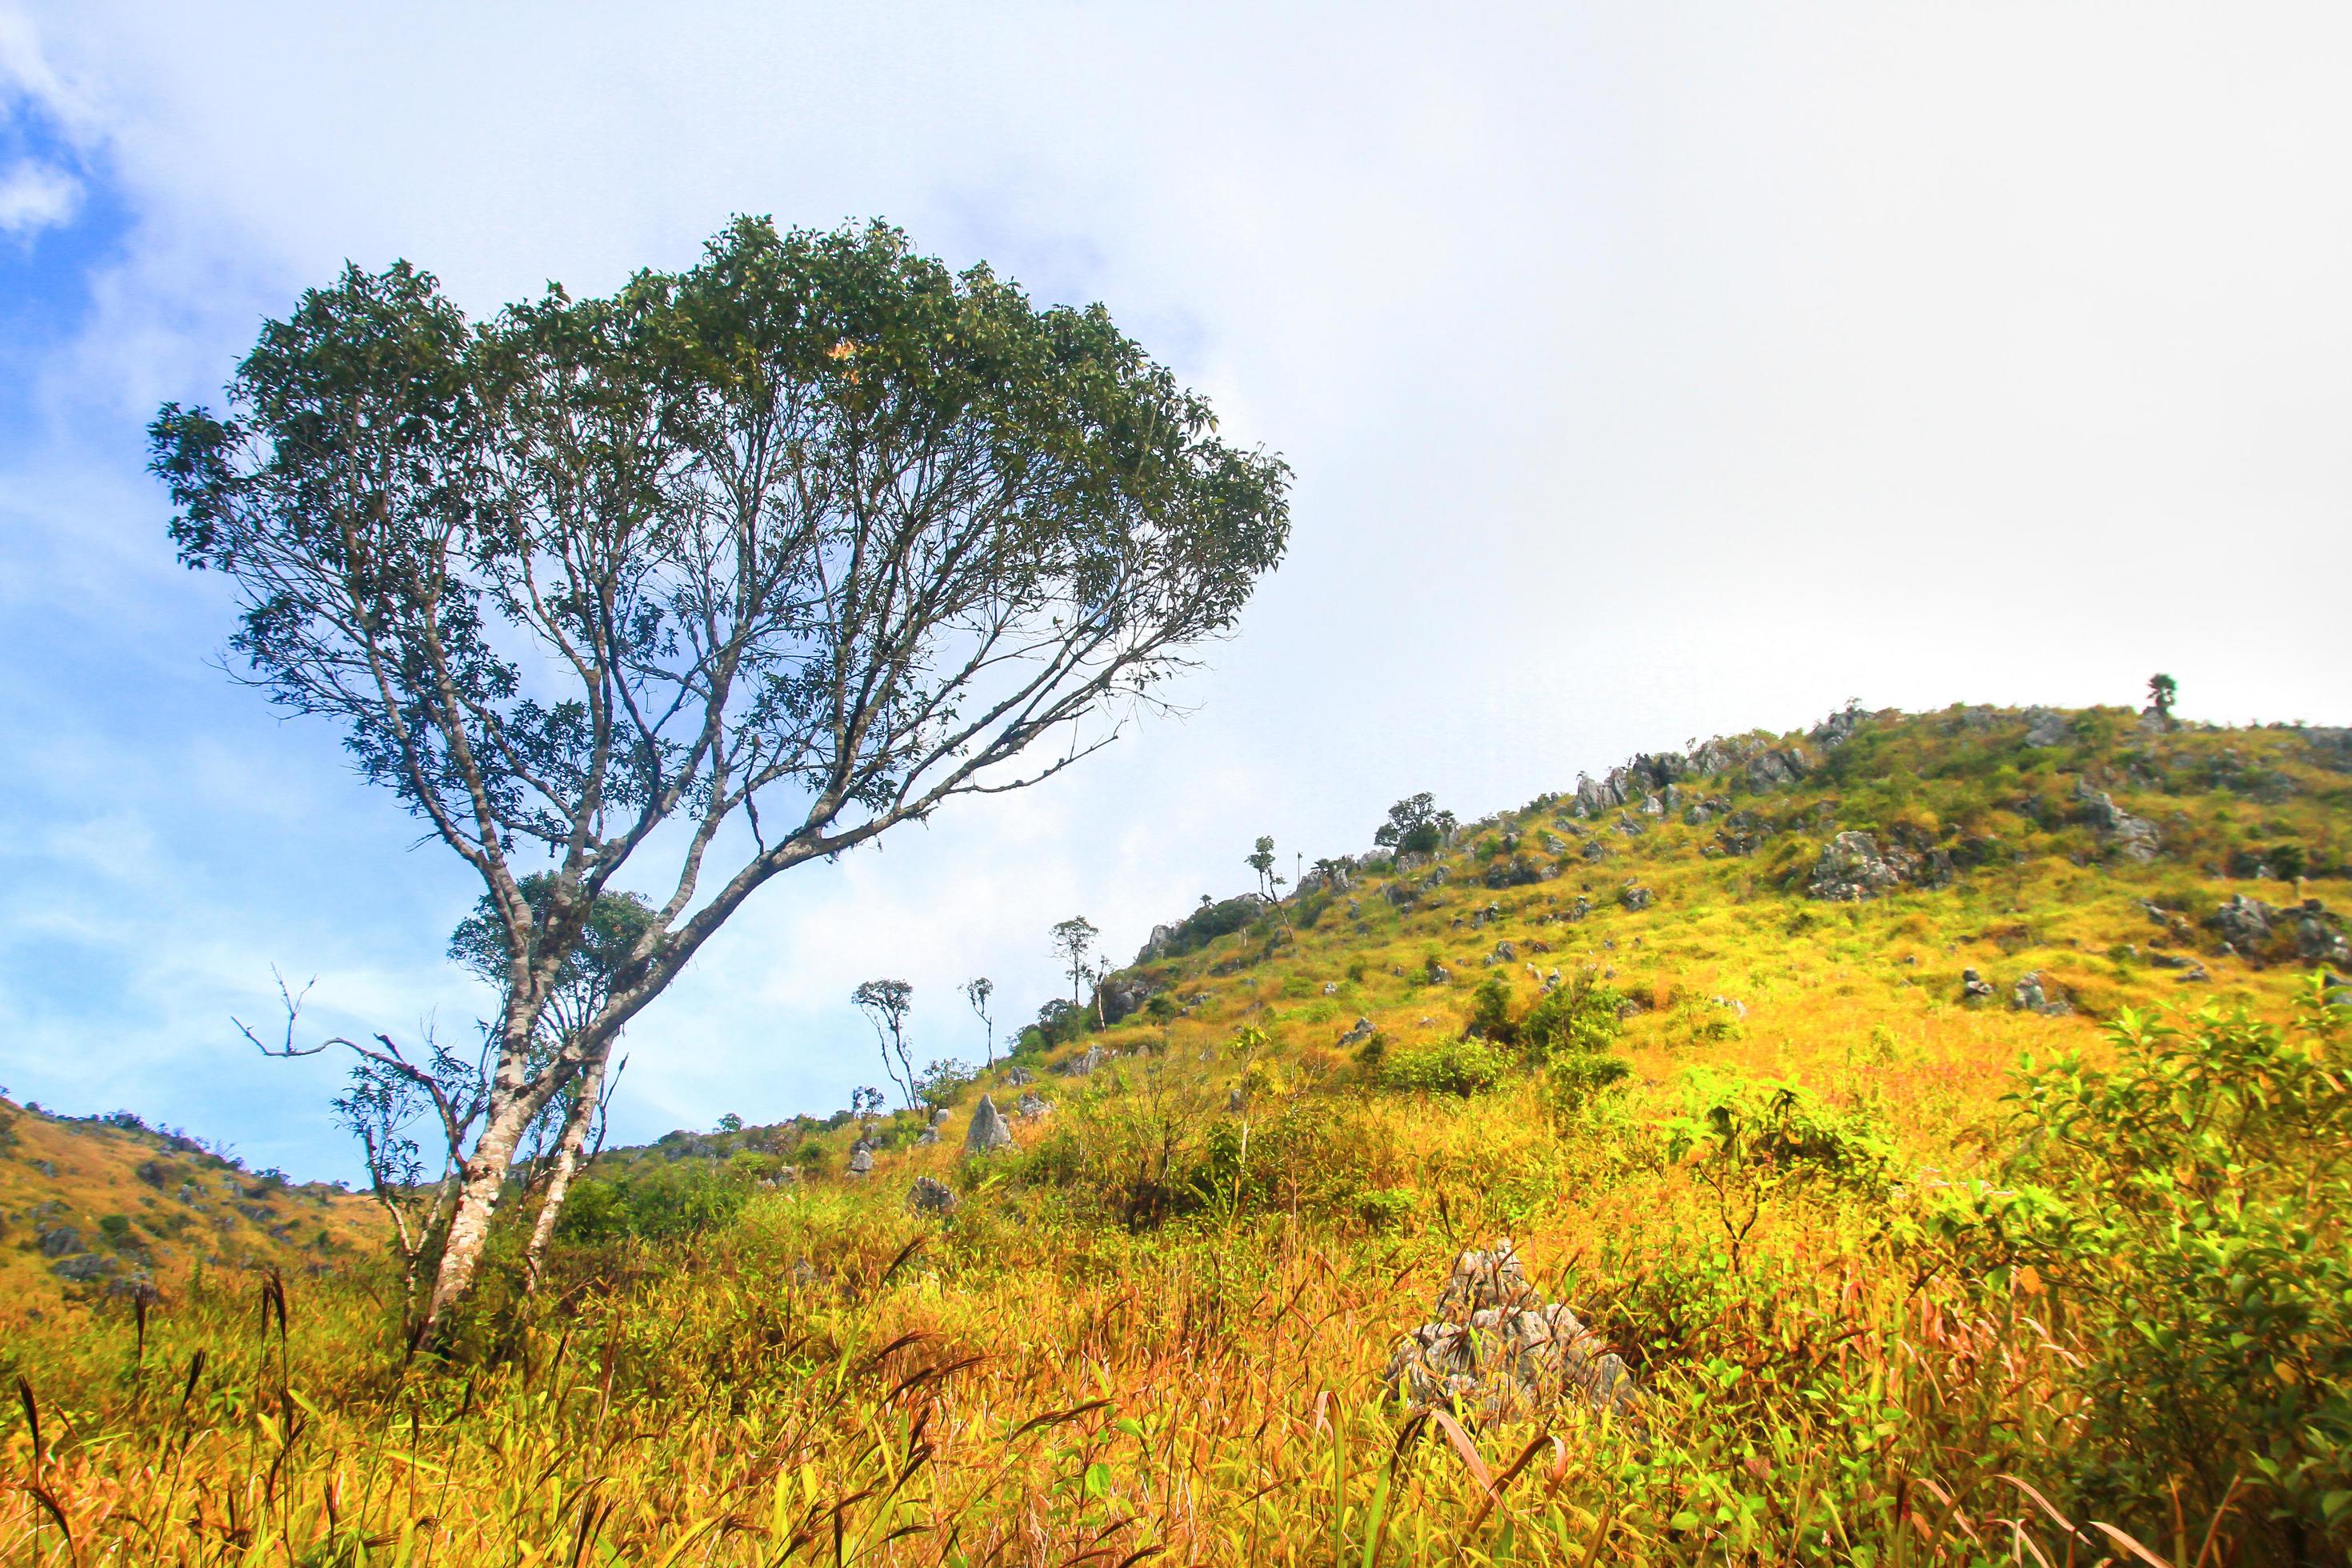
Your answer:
5;702;2349;1566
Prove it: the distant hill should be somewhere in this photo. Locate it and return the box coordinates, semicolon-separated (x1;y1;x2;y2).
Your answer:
586;702;2350;1190
0;1100;381;1314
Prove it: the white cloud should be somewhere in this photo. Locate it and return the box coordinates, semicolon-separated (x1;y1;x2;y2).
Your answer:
0;158;74;234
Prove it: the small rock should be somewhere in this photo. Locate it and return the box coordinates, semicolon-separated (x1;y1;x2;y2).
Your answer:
1618;883;1653;911
2207;894;2276;950
37;1226;82;1258
1322;981;1340;996
1383;1240;1637;1420
905;1176;958;1217
1808;831;1912;902
2010;971;2073;1016
1339;1016;1375;1046
1015;1091;1053;1120
1006;1066;1035;1086
1056;1045;1106;1078
846;1146;874;1178
1961;968;1996;1004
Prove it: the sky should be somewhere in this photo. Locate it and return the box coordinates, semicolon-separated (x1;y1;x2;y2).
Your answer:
2;3;2348;1179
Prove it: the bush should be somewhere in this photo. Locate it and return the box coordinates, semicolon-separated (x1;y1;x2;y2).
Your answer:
557;1162;752;1244
1518;974;1625;1061
1987;982;2352;1556
1382;1038;1512;1097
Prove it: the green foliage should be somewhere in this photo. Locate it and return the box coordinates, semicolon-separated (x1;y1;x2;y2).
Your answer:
1466;974;1515;1041
1992;983;2352;1551
556;1162;752;1244
1380;1038;1512;1097
1373;793;1455;857
1518;975;1626;1061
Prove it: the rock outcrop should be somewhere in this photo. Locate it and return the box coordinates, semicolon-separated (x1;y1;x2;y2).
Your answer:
2010;971;2073;1016
2073;777;2160;862
1384;1241;1637;1420
964;1094;1014;1154
906;1176;958;1216
1808;831;1911;901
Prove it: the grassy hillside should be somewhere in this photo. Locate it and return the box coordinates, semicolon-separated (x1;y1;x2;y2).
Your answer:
0;1100;381;1310
3;704;2348;1566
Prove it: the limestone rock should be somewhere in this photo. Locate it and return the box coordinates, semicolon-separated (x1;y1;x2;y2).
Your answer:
2072;777;2160;862
2022;707;2072;747
1056;1045;1106;1078
1808;830;1911;902
1097;971;1161;1025
1015;1091;1053;1120
2208;894;2275;949
1006;1066;1035;1086
1339;1016;1376;1046
846;1146;874;1178
1322;980;1340;996
2010;971;2073;1016
1383;1240;1637;1420
905;1176;958;1217
1618;883;1654;911
1961;968;1995;1004
37;1226;83;1258
964;1100;1011;1161
2294;903;2352;965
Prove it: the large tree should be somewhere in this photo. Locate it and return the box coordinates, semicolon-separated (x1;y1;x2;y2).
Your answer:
151;217;1290;1332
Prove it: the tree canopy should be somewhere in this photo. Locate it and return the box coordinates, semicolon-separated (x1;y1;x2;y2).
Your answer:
152;215;1290;1326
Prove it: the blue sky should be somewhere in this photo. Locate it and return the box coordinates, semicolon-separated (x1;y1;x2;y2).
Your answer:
3;3;2350;1179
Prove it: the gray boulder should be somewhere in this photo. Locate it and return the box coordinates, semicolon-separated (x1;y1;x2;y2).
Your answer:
1097;971;1160;1024
965;1094;1014;1154
1618;883;1654;911
2294;904;2352;965
2022;707;2072;747
906;1176;958;1216
2208;894;2276;949
1808;831;1910;902
1746;747;1812;793
2010;972;2073;1016
1056;1044;1105;1078
1425;959;1452;985
37;1226;83;1258
1006;1065;1034;1086
52;1254;115;1282
1810;706;1866;748
1322;980;1340;996
1015;1090;1053;1120
1383;1240;1637;1420
846;1146;874;1178
2072;777;2160;862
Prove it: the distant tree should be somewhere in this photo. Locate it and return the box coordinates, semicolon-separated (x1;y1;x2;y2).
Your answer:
2148;674;2178;729
848;1086;886;1125
716;1113;742;1134
1246;834;1281;900
962;977;996;1068
851;980;918;1110
152;218;1290;1331
1374;794;1457;857
1050;916;1100;1005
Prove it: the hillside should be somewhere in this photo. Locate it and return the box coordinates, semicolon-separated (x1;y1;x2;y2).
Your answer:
5;702;2349;1566
0;1100;381;1312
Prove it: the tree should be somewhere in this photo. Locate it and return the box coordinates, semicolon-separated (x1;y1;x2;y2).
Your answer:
1245;834;1282;900
962;977;996;1068
1374;793;1456;857
1050;916;1100;1005
2147;673;2178;729
445;874;652;1291
850;979;918;1110
151;217;1290;1332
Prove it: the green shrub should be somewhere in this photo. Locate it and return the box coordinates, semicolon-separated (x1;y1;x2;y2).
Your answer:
1382;1038;1512;1097
1518;974;1625;1061
557;1162;751;1244
1989;982;2352;1556
1467;974;1515;1041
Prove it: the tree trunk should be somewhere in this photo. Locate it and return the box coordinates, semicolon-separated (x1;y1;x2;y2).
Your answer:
421;1103;528;1335
522;1054;606;1293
